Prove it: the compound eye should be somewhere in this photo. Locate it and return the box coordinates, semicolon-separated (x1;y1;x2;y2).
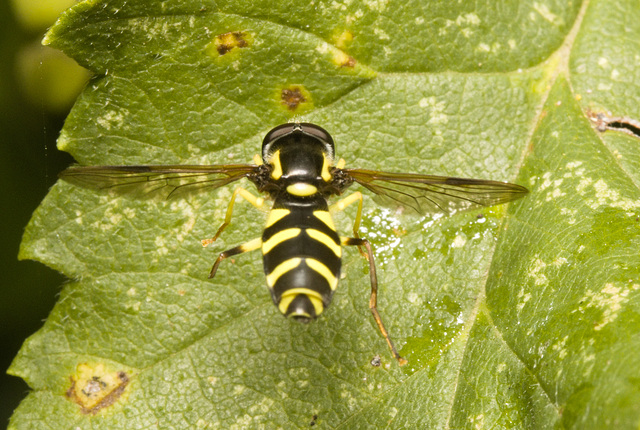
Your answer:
299;123;335;161
262;123;336;163
263;123;295;146
299;123;334;147
262;124;296;162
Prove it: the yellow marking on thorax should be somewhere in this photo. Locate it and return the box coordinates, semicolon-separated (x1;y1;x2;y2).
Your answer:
278;288;325;316
313;210;336;230
253;154;263;165
270;150;283;179
321;155;332;182
335;158;346;169
305;258;339;290
286;183;318;196
265;208;291;228
266;257;302;287
306;229;341;257
262;228;301;254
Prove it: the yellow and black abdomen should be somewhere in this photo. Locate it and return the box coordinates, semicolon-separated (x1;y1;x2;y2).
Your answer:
262;197;342;321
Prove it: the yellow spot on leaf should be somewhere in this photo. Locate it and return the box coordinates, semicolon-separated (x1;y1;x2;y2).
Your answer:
332;29;354;50
206;31;253;57
277;85;313;114
66;363;130;414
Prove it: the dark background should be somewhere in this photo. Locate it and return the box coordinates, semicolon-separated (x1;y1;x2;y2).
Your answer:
1;1;77;425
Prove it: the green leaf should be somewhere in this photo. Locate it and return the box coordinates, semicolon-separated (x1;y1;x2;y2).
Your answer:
10;0;640;428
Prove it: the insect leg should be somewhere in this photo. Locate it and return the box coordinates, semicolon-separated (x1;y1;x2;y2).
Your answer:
342;237;407;366
208;237;262;279
330;192;366;256
202;187;266;247
330;191;363;238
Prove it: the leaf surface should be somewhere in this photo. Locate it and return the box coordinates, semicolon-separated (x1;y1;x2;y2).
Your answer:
10;0;640;428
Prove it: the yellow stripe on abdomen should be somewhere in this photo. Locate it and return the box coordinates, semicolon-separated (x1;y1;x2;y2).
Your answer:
278;288;325;316
305;258;339;290
266;257;302;287
265;208;291;228
306;229;341;258
313;210;335;230
262;228;301;253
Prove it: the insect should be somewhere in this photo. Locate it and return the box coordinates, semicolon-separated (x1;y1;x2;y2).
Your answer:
60;123;528;365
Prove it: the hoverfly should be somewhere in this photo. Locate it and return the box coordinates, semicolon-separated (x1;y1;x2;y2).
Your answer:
60;123;528;365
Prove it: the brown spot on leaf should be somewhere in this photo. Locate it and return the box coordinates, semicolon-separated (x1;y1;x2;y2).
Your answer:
340;55;357;68
275;85;313;114
281;86;307;111
210;31;252;56
67;363;130;414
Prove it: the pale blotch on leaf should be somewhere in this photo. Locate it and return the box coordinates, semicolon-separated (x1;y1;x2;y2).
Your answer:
450;234;467;248
331;29;354;50
154;235;169;256
597;57;610;68
535;171;566;202
96;109;127;131
66;363;130;414
516;287;532;311
532;2;563;25
550;335;569;359
578;282;640;331
247;397;275;416
363;0;389;12
597;82;613;91
442;13;480;37
122;207;136;219
419;96;449;126
560;207;577;225
168;200;198;242
460;27;473;38
388;406;398;419
588;179;640;211
470;413;485;428
373;27;390;40
527;256;548;286
476;42;502;53
406;292;421;305
91;203;124;231
456;12;481;26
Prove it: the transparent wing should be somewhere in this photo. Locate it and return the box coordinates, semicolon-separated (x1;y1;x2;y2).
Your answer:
59;164;259;199
342;168;528;215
